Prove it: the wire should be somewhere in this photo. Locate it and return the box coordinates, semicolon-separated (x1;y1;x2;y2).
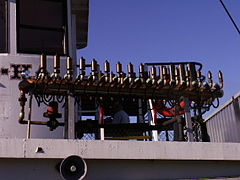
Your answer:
219;0;240;35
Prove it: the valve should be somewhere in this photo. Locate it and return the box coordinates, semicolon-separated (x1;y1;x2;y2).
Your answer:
43;101;62;131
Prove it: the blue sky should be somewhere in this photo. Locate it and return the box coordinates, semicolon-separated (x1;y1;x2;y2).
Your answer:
77;0;240;111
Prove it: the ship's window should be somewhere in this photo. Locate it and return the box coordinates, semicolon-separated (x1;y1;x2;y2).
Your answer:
17;0;68;55
0;0;7;53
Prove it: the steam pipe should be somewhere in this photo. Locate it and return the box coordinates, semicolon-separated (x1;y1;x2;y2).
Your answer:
18;90;27;124
18;90;64;126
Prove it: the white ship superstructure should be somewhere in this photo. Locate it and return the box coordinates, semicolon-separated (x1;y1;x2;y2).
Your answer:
0;0;240;180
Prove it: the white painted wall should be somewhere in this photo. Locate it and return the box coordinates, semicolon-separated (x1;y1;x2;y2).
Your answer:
0;0;76;138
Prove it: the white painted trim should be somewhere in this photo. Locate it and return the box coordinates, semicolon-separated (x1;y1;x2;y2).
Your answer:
9;0;16;55
2;138;240;161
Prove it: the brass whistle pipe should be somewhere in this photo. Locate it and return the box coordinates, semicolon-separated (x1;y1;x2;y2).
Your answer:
139;63;146;81
104;60;110;83
51;55;61;80
163;66;169;86
88;59;98;82
150;66;156;85
169;64;176;87
79;57;86;71
116;62;123;83
65;56;73;80
53;55;60;74
91;59;98;72
218;70;223;89
179;64;186;87
187;63;198;88
196;70;202;87
185;66;190;87
208;71;213;88
38;54;48;79
157;65;164;88
77;57;86;82
128;63;134;75
40;54;47;71
175;67;180;87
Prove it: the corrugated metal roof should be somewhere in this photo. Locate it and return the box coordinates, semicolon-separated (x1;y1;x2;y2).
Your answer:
205;91;240;142
205;91;240;122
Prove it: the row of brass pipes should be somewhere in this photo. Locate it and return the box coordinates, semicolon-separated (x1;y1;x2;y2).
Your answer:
18;54;224;132
35;54;223;93
35;55;223;89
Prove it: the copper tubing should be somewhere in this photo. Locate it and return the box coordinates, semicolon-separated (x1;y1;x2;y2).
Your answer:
18;90;41;125
18;90;64;126
18;91;49;125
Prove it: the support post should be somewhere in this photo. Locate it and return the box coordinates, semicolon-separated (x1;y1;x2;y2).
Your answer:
64;95;75;139
148;99;158;141
173;103;184;141
26;95;33;139
137;99;144;123
183;97;194;142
